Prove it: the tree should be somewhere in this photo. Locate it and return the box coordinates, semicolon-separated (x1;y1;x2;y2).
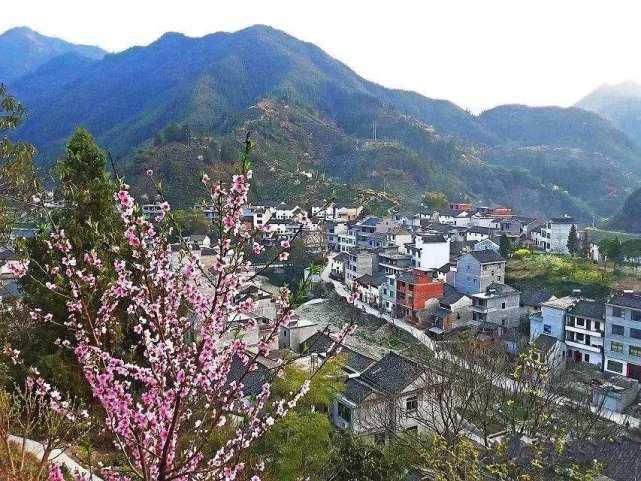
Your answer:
0;85;37;244
16;138;354;481
323;432;404;481
599;237;623;269
579;229;591;259
499;234;512;258
19;128;121;395
567;224;579;256
248;359;344;481
420;191;448;212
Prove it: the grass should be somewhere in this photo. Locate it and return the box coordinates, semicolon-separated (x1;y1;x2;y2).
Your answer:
507;252;612;299
586;227;641;243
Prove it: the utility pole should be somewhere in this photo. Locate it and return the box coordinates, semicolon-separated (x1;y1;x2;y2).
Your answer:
373;120;377;141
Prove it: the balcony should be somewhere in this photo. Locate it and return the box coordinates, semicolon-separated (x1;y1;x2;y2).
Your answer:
565;325;602;337
565;340;602;353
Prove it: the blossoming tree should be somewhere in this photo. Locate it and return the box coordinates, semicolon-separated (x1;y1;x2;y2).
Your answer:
13;138;349;481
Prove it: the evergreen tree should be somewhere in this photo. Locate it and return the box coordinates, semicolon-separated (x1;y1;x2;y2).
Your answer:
567;224;579;256
499;234;512;258
579;230;591;258
20;128;122;395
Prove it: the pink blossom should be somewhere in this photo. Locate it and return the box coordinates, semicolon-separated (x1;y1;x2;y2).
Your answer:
9;259;29;278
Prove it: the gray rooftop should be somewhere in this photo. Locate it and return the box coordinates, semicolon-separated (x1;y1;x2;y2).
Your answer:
468;250;505;264
568;299;605;320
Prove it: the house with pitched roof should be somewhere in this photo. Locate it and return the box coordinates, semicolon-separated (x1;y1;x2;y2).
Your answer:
454;250;506;295
332;351;428;442
470;283;521;328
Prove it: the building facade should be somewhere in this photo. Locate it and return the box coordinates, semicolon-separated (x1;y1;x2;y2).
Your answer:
604;291;641;380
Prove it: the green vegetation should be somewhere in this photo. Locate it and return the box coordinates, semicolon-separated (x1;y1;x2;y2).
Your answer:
507;252;611;299
7;25;641;219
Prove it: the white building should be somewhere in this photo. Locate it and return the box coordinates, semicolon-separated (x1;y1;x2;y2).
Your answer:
538;216;577;254
565;299;605;367
406;234;450;270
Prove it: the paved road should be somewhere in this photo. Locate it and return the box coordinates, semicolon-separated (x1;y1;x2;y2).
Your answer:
321;253;641;431
7;435;102;480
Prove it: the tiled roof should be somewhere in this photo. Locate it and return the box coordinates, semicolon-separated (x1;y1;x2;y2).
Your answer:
468;250;505;264
468;226;494;234
550;216;575;224
440;284;467;306
360;352;422;395
301;332;375;372
344;378;376;403
609;292;641;310
533;334;559;354
481;282;519;297
519;287;554;307
568;299;605;320
421;234;447;243
333;252;349;263
227;356;273;397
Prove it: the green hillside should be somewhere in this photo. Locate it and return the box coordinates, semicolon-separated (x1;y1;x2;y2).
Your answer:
4;25;641;220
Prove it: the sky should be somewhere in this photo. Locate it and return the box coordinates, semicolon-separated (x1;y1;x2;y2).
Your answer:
2;0;641;113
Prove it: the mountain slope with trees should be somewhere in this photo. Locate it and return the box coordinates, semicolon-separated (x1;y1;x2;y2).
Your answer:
576;81;641;148
4;25;641;221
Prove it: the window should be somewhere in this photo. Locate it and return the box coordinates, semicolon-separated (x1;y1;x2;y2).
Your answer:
611;342;624;353
337;402;352;423
612;307;623;318
502;302;506;309
406;395;418;412
585;354;590;363
632;328;641;340
576;318;585;327
607;360;624;373
576;333;584;342
633;310;641;322
630;346;641;357
612;324;625;336
594;321;600;331
543;324;552;334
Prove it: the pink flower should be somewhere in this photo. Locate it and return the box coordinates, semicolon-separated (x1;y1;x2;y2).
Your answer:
9;259;29;278
145;169;154;177
47;464;64;481
280;240;290;249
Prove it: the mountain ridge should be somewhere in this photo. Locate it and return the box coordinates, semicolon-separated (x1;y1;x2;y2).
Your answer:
3;24;641;222
0;26;106;84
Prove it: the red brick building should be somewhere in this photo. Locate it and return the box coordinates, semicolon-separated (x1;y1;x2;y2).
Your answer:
396;268;444;323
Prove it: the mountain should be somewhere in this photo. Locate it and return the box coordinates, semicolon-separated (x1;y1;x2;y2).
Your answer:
609;185;641;233
0;26;105;84
5;25;641;220
576;81;641;148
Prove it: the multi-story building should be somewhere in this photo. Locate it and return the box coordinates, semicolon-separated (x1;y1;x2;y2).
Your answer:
345;249;378;285
470;283;521;328
327;221;348;251
530;296;575;342
377;248;412;276
565;299;605;367
454;250;506;295
396;268;444;323
406;234;450;270
337;227;357;253
380;274;397;314
604;291;641;380
537;216;576;254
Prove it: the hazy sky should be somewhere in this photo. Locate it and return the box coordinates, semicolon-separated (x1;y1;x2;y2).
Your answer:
3;0;640;112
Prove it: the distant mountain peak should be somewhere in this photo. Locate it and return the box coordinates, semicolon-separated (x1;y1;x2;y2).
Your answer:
0;25;106;83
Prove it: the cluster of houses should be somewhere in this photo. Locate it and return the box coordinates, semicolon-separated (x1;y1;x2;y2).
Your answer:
528;290;641;411
326;202;545;336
